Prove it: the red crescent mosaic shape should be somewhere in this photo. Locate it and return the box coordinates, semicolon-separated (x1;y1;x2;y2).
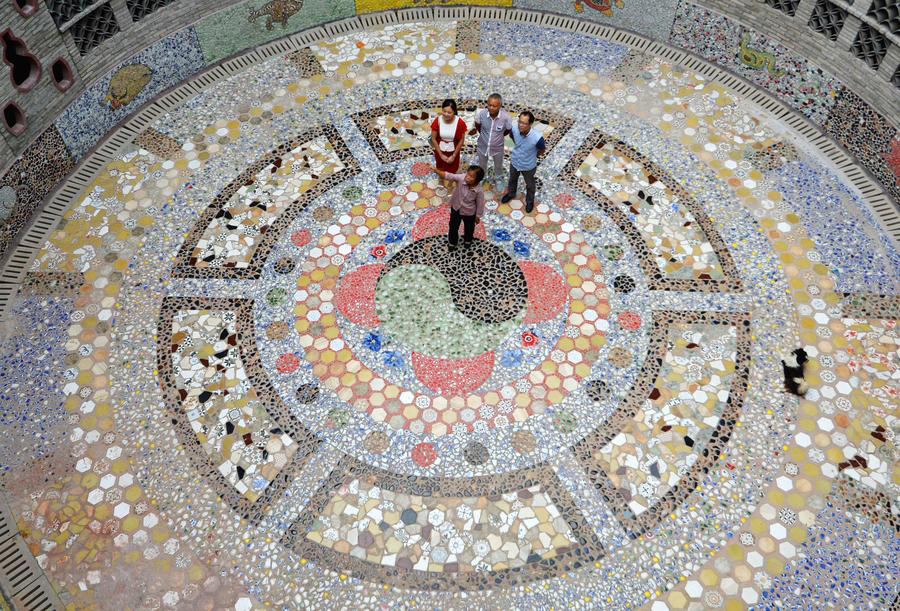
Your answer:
520;261;569;324
411;351;495;395
335;263;383;327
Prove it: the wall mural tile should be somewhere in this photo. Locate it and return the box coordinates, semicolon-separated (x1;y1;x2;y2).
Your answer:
196;0;356;63
54;27;205;160
357;0;512;11
0;127;74;259
515;0;679;42
669;1;842;125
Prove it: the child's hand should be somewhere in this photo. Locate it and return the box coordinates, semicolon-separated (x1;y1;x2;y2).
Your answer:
475;217;481;224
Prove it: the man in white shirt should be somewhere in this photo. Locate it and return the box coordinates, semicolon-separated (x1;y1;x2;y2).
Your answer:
469;93;512;184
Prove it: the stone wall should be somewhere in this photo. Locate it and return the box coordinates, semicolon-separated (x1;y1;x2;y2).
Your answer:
0;0;898;267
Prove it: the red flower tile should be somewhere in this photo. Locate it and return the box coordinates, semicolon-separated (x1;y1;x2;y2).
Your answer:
275;353;300;373
371;245;386;258
411;442;437;467
335;264;383;327
522;330;538;347
554;193;575;209
617;311;642;331
412;351;494;395
290;229;312;248
411;162;432;177
519;262;567;323
412;205;487;241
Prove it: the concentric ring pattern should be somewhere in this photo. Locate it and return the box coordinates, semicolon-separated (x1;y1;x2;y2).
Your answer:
0;15;897;611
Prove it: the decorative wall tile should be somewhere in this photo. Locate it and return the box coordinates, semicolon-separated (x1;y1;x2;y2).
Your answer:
670;1;842;124
54;27;205;159
195;0;356;63
357;0;511;11
0;127;74;261
515;0;679;42
823;88;900;205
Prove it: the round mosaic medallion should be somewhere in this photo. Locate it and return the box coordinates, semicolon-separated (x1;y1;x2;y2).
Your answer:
7;14;896;611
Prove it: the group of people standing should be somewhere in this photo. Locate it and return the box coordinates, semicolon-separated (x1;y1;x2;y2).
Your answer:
430;93;546;250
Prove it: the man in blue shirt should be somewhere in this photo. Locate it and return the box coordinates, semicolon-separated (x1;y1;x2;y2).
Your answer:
501;111;545;213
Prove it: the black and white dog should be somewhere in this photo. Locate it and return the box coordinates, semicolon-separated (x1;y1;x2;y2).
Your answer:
781;348;809;396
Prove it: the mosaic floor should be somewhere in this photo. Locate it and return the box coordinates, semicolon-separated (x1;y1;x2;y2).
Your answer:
1;19;898;610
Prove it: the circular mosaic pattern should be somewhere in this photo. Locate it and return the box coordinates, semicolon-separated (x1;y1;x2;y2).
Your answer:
4;15;898;611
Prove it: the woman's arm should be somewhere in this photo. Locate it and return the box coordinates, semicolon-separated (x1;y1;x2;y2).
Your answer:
452;119;467;160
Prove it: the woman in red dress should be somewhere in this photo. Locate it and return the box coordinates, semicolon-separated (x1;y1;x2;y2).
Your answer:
431;99;467;174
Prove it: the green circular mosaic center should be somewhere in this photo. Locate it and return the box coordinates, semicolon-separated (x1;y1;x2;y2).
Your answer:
375;265;523;359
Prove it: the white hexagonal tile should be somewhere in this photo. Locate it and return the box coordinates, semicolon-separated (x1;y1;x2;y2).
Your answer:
85;430;101;443
759;503;777;520
776;476;793;491
770;523;787;540
75;457;92;472
113;533;130;547
143;513;159;528
820;385;836;399
795;433;811;447
113;502;131;519
651;601;669;611
741;587;759;604
99;474;117;489
779;541;797;558
685;580;703;598
118;473;133;487
87;488;105;505
747;551;764;568
106;446;122;460
835;381;852;395
721;577;739;596
816;417;834;432
427;509;445;526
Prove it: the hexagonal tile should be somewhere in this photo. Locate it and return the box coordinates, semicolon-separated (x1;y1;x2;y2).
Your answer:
816;417;834;432
685;580;703;598
779;541;797;558
775;476;793;491
770;523;787;540
747;551;763;568
114;502;131;519
741;587;759;604
835;381;852;395
87;488;105;505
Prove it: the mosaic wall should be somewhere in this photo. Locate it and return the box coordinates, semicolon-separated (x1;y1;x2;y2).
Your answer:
54;27;206;159
669;1;900;204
